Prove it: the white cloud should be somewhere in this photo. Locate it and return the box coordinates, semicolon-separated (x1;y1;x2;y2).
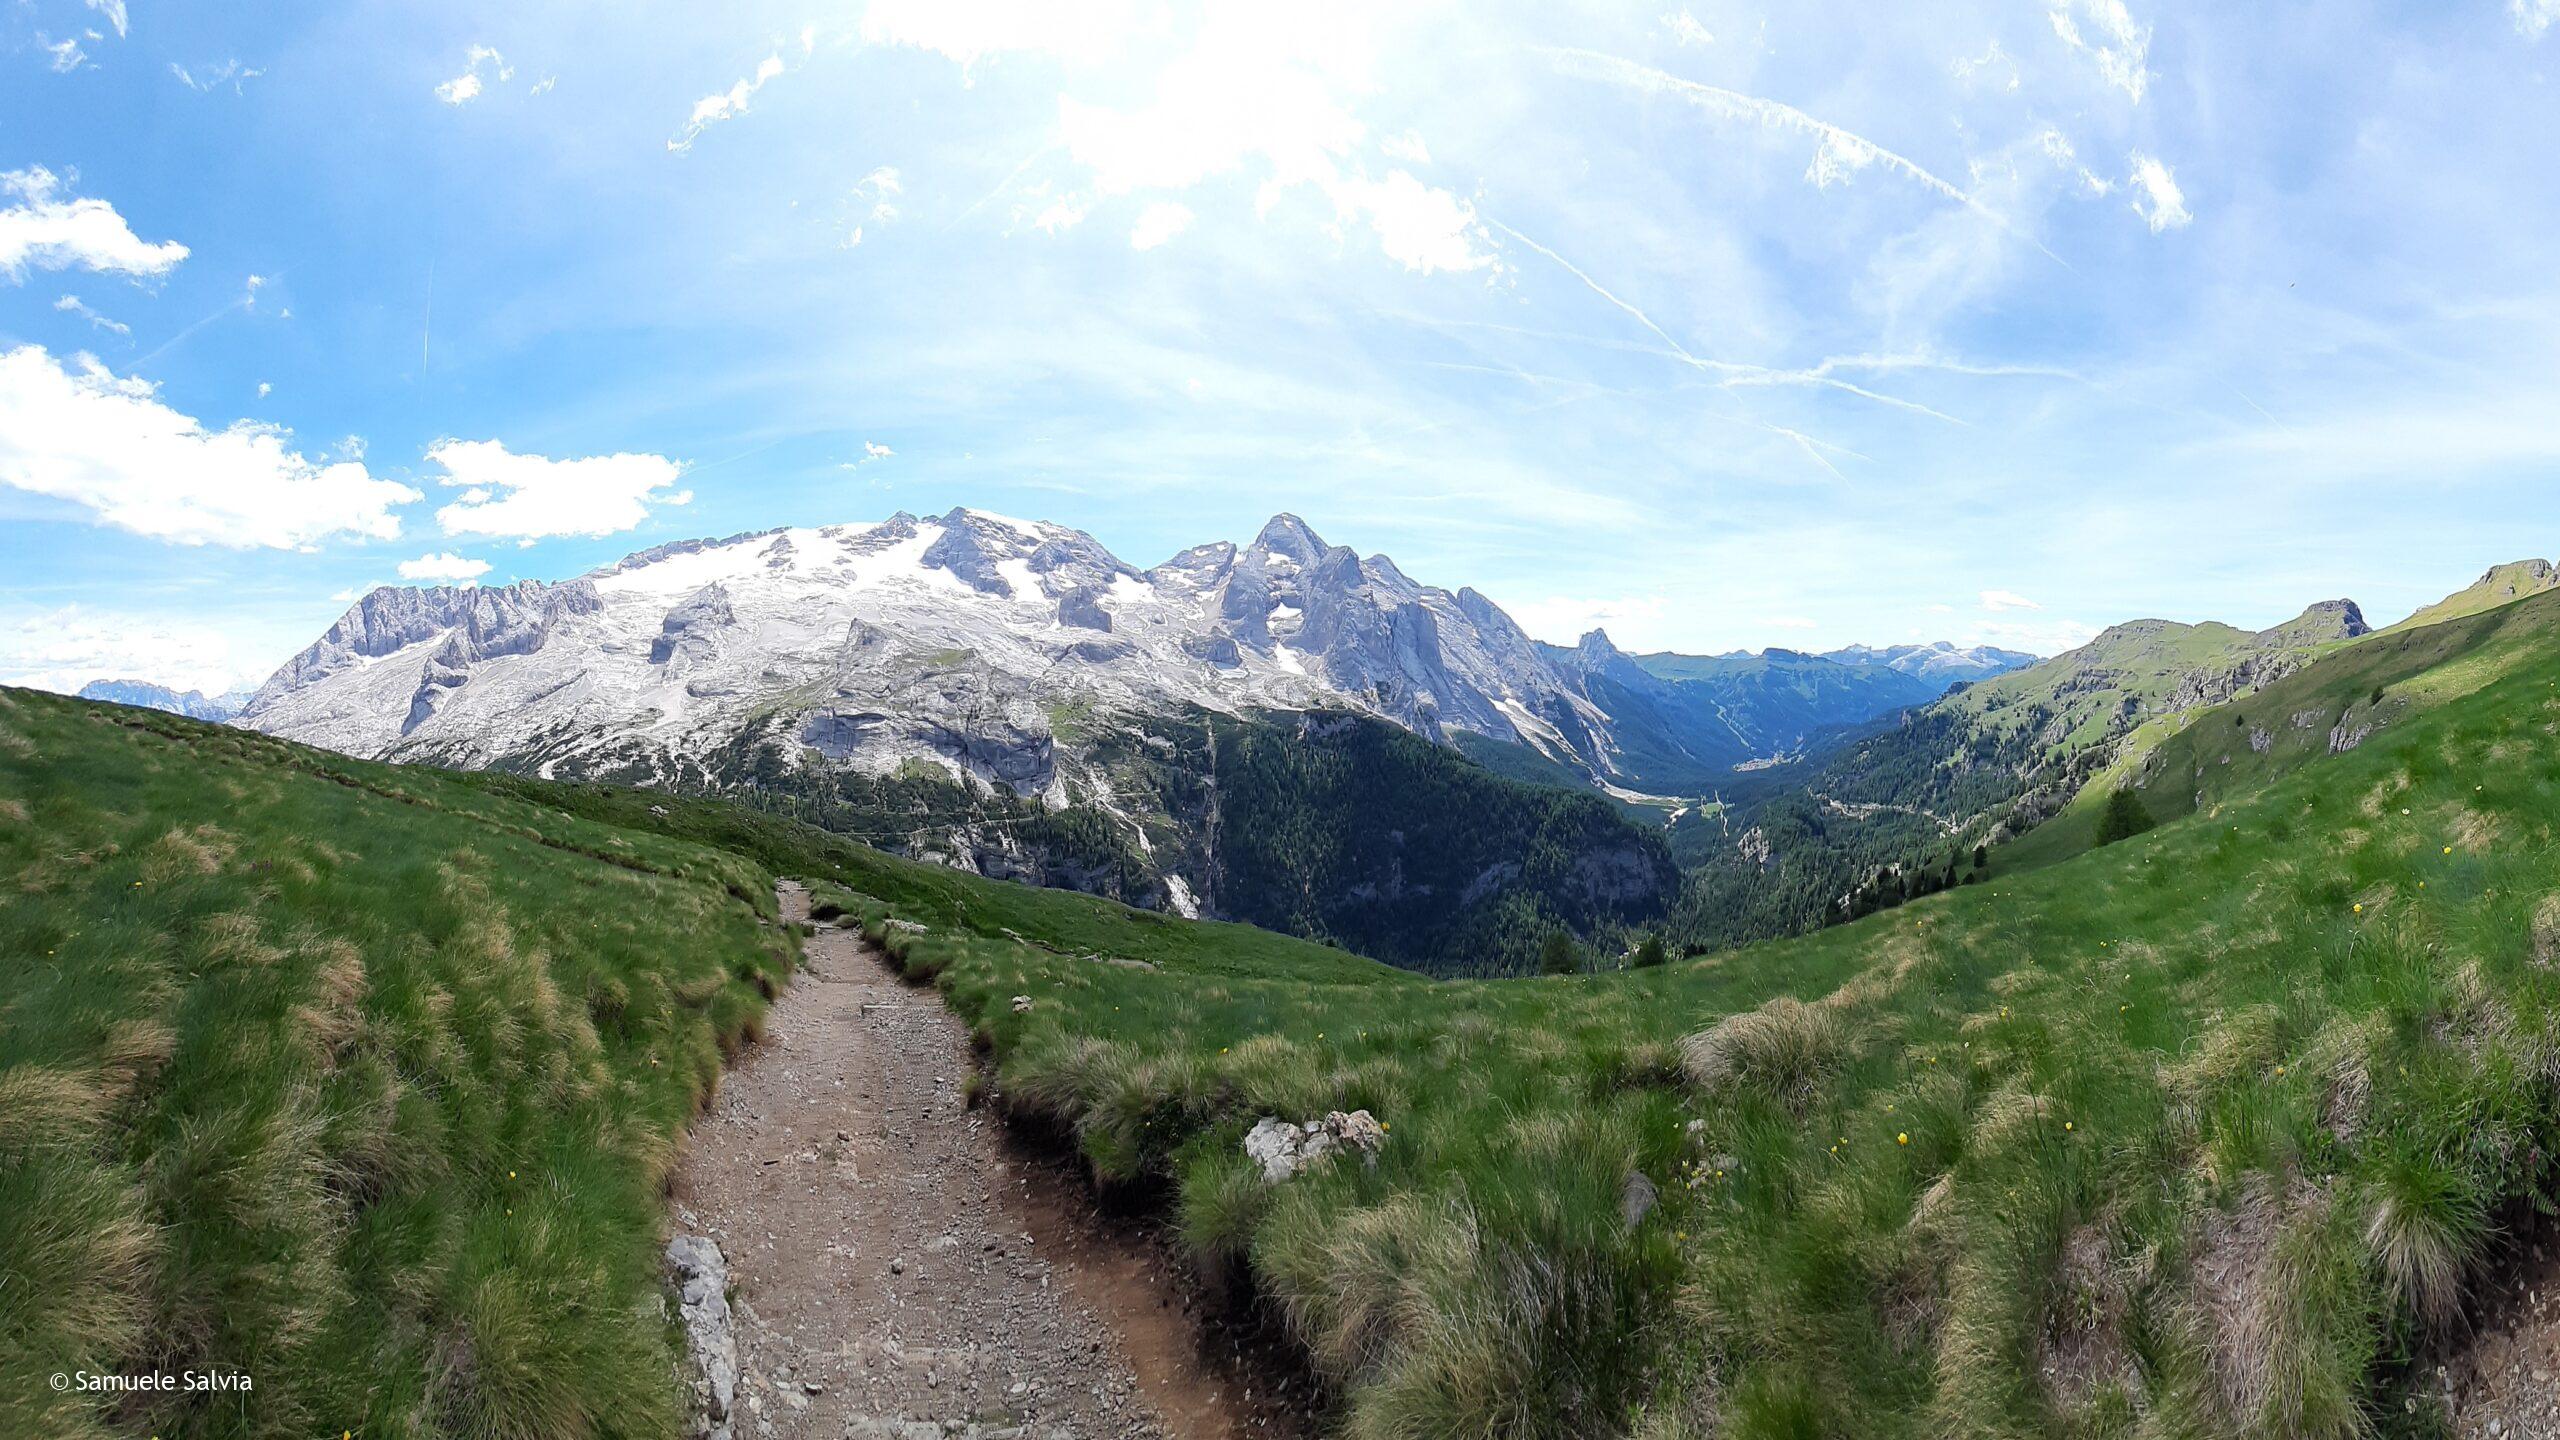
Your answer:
43;36;87;72
428;438;689;540
1332;171;1491;274
874;3;1491;273
0;167;188;281
0;344;417;548
1951;39;2018;91
397;551;493;585
0;607;260;696
171;59;262;92
530;75;557;95
669;53;785;152
1981;588;2042;611
435;46;511;106
53;294;127;335
2127;151;2190;232
1029;196;1090;233
256;381;272;398
85;0;127;39
2037;128;2118;196
863;440;895;460
2048;0;2152;103
1662;10;1714;46
848;165;902;240
2518;0;2560;38
1129;200;1195;250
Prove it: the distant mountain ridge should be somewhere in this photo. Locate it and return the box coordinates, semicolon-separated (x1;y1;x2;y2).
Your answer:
1671;592;2391;947
237;508;2019;800
76;678;249;721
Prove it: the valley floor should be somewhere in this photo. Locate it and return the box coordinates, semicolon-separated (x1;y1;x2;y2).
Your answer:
666;883;1297;1440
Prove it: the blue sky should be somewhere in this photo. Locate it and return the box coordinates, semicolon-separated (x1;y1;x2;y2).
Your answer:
4;0;2558;693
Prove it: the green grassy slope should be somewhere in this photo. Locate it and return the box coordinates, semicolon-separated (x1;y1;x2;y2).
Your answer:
0;688;795;1440
2378;559;2556;635
811;611;2560;1438
2000;585;2560;876
1669;604;2373;953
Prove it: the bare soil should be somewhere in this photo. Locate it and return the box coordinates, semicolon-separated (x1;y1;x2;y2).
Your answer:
2441;1231;2560;1439
667;882;1306;1440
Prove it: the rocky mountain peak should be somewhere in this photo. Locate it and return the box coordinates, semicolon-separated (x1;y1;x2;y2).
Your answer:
1250;513;1331;564
2259;598;2369;645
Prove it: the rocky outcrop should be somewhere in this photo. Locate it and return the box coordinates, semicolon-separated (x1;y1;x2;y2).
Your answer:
651;583;736;667
242;577;600;716
1244;1110;1387;1181
666;1232;739;1440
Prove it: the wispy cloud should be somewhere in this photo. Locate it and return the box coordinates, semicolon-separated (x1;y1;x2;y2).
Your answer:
2127;151;2190;232
2518;0;2560;39
2048;0;2153;102
435;45;511;106
171;59;263;93
53;293;127;335
1548;47;2073;268
669;53;785;152
1981;588;2041;611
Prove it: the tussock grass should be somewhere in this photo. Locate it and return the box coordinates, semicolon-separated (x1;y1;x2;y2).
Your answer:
777;618;2560;1438
0;690;791;1439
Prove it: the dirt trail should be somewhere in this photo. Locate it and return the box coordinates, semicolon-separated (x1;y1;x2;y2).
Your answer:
667;882;1301;1440
2443;1234;2560;1438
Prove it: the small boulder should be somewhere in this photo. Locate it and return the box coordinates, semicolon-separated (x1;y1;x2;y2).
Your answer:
1245;1109;1388;1181
1619;1171;1658;1229
1011;995;1034;1013
665;1234;739;1439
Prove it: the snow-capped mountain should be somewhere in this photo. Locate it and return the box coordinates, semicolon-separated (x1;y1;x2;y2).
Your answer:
238;509;1616;798
1819;641;2038;686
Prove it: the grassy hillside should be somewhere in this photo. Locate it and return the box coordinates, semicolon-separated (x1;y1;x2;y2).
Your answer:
0;688;795;1440
806;608;2560;1438
1670;604;2372;952
2377;559;2556;635
2001;586;2560;876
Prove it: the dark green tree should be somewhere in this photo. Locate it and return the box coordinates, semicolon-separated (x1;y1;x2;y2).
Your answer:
1972;844;1988;871
1539;930;1583;976
1631;932;1668;969
2094;786;2154;846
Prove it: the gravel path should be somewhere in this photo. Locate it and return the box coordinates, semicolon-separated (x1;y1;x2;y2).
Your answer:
667;883;1292;1440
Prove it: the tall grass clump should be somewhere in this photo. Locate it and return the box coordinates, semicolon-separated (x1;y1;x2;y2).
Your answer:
0;690;792;1439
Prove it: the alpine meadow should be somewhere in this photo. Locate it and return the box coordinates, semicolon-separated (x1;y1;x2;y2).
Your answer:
8;3;2560;1439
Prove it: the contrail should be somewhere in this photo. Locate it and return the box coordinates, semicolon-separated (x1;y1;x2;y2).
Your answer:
1488;216;1967;425
944;142;1057;233
1483;217;1700;365
134;295;249;368
1547;46;2075;272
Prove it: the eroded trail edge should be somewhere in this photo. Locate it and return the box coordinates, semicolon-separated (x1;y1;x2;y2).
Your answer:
667;881;1291;1440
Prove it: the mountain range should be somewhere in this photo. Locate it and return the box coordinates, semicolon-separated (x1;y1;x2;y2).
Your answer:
234;509;2013;797
219;508;2026;971
75;678;249;722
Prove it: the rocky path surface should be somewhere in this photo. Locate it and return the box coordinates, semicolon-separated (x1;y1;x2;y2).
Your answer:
666;882;1298;1440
